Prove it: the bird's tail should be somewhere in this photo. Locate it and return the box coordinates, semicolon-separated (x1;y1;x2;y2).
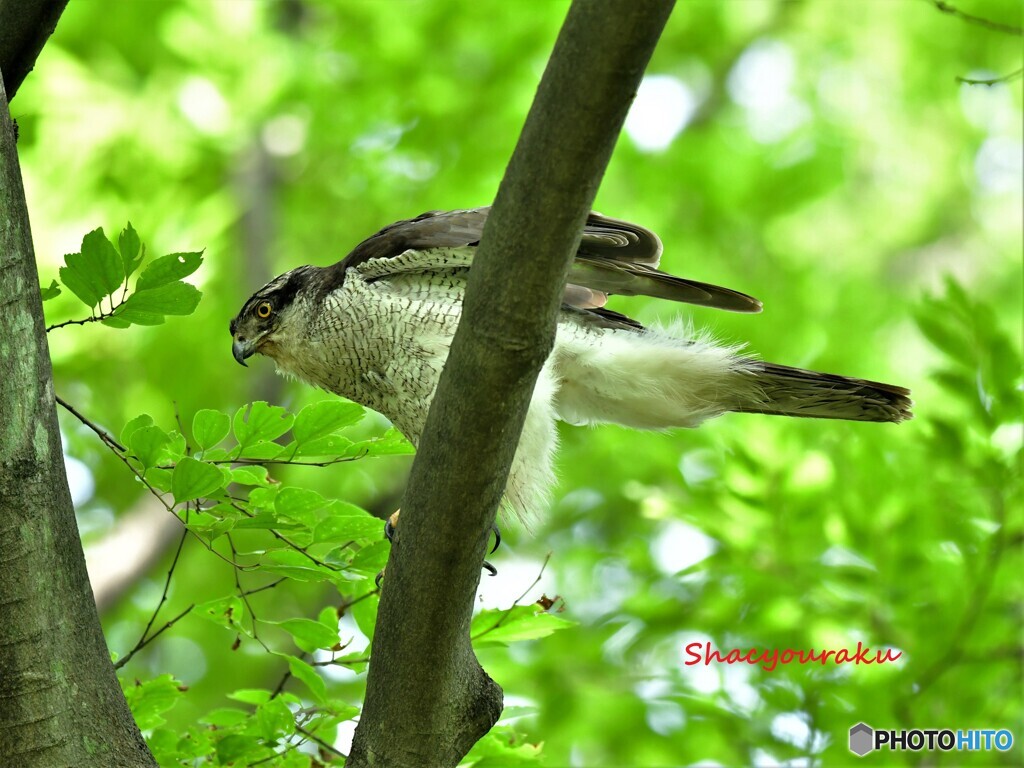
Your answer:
736;362;912;423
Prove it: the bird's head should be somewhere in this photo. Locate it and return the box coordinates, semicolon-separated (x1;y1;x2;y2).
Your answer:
229;266;317;366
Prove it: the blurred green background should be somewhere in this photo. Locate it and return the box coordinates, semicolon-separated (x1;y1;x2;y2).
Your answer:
15;0;1021;765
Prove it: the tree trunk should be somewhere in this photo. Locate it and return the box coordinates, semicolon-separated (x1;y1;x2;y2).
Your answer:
0;72;156;768
0;0;68;99
347;1;675;766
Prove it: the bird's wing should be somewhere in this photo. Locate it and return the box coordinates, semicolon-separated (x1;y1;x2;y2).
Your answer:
326;207;762;314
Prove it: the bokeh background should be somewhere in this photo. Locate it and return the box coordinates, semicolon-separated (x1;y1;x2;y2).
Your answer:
14;0;1021;765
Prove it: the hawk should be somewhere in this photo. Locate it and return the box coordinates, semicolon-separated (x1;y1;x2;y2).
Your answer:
230;208;911;522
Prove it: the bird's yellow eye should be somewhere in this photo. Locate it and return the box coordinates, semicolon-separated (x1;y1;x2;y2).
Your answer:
256;301;273;319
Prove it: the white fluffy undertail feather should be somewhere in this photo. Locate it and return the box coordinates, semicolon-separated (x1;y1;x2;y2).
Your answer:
551;322;758;430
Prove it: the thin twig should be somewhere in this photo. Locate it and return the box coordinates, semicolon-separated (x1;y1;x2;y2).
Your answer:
229;533;272;652
957;68;1023;86
55;393;127;451
932;0;1023;36
114;604;195;670
296;724;347;759
471;553;552;642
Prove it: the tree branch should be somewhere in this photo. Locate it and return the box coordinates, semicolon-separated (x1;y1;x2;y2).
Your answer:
347;1;675;766
0;0;69;100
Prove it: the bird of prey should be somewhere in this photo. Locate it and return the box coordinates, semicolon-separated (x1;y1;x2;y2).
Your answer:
230;207;911;523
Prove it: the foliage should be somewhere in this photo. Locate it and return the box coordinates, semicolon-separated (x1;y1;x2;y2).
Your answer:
15;0;1022;765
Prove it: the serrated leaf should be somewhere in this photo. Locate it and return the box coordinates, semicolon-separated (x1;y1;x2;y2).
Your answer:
60;228;124;309
130;424;171;469
271;618;340;653
284;655;327;703
40;279;61;301
116;282;202;324
58;263;101;308
136;251;203;292
193;409;230;450
118;222;143;278
915;312;973;361
172;457;226;503
292;400;364;445
233;401;294;448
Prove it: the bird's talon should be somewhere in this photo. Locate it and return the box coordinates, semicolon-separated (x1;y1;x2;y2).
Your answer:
374;569;385;589
489;523;501;554
482;560;498;577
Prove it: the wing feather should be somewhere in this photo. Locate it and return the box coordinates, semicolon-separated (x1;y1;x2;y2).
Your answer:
324;207;762;314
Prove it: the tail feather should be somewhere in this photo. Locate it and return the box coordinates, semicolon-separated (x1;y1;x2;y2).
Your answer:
737;362;913;423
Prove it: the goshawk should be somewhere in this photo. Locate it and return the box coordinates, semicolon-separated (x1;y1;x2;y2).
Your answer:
230;208;911;522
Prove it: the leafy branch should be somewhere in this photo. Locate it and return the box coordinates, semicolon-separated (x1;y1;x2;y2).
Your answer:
43;223;204;331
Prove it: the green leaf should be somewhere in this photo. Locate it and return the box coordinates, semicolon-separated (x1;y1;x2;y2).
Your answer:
258;549;338;583
315;502;386;543
115;282;202;325
198;707;250;727
58;228;124;309
351;591;379;642
227;688;272;705
275;487;327;528
271;618;340;653
292;400;364;444
121;413;154;447
346;539;390;576
284;655;327;703
130;424;171;469
255;696;294;740
196;595;244;631
40;279;61;301
230;465;271;486
123;674;184;731
215;735;261;765
172;457;226;503
288;434;354;457
135;251;203;291
192;409;230;450
350;428;416;457
233;401;294;448
471;606;575;647
915;311;974;362
118;222;143;278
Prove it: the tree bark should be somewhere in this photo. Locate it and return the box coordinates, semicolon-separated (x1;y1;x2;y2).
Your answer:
347;1;675;766
0;0;68;100
0;73;156;767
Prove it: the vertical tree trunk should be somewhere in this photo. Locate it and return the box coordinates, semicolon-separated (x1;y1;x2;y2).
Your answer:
0;73;155;767
348;1;675;765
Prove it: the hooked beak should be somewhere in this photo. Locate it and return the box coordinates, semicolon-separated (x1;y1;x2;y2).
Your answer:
232;337;256;367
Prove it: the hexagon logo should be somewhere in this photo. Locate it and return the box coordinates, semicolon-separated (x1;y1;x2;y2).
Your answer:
849;722;874;756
